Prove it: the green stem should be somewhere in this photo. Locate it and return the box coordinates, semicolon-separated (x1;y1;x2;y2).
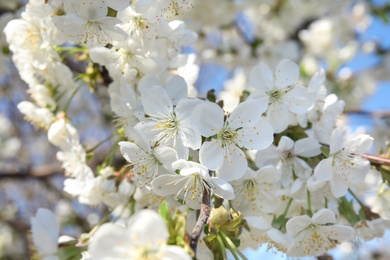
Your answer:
219;231;248;260
216;234;228;260
283;198;293;217
307;190;312;217
86;133;115;153
348;188;365;209
63;85;82;113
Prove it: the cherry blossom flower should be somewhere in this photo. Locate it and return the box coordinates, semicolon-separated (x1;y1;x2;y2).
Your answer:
286;208;354;256
231;166;281;214
192;99;274;181
248;59;314;133
52;0;127;48
88;209;191;259
151;160;234;209
314;127;373;197
135;85;202;159
256;136;321;187
136;0;195;20
119;126;178;188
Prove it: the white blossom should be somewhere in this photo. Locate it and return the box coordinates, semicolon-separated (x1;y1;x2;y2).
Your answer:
314;127;373;197
249;59;314;133
286;208;354;256
192;99;274;181
88;209;192;259
151;160;234;209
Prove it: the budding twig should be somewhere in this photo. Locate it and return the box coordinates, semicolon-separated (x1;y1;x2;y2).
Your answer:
189;191;211;255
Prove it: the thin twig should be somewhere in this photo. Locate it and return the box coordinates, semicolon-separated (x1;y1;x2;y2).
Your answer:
361;154;390;166
189;191;211;255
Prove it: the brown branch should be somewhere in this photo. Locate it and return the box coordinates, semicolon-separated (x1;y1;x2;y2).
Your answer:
189;191;211;255
361;154;390;166
0;164;63;178
343;110;390;117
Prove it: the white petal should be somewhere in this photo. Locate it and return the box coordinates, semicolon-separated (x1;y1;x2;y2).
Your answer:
285;87;313;114
247;91;269;114
176;99;203;150
266;104;290;133
312;208;336;225
141;86;173;118
294;138;321;157
346;134;374;154
105;0;129;10
236;119;274;150
122;126;150;152
191;102;224;137
330;127;347;154
172;159;197;171
151;174;183;197
248;61;274;92
127;209;169;246
159;245;192;260
78;0;107;20
322;225;354;241
227;99;262;129
255;145;279;167
31;209;59;255
138;75;160;94
308;68;326;92
330;174;348;198
88;223;130;259
348;158;370;183
119;141;145;162
258;189;280;213
246;216;272;230
286;215;312;237
165;75;188;106
199;141;224;170
314;158;333;181
211;177;235;200
274;59;299;89
154;146;178;170
277;136;294;152
218;145;247;181
256;166;281;183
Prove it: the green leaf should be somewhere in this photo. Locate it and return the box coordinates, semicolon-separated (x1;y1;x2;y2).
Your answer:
320;146;330;157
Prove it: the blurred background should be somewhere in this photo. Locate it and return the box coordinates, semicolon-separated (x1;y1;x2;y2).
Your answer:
1;0;390;259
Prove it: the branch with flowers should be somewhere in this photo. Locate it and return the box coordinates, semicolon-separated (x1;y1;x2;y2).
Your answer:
2;0;390;259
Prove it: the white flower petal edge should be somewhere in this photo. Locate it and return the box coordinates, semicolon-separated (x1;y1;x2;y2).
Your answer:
30;208;59;259
88;209;191;259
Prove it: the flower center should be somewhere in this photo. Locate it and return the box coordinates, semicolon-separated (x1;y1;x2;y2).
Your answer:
217;127;238;147
153;114;179;144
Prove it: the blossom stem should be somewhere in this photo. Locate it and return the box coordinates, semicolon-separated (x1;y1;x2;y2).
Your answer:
283;198;293;216
348;188;379;220
86;133;115;153
63;85;82;113
307;190;313;217
216;233;228;260
189;191;211;255
220;231;248;260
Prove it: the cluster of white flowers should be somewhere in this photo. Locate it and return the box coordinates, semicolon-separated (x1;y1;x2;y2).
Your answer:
2;0;390;259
